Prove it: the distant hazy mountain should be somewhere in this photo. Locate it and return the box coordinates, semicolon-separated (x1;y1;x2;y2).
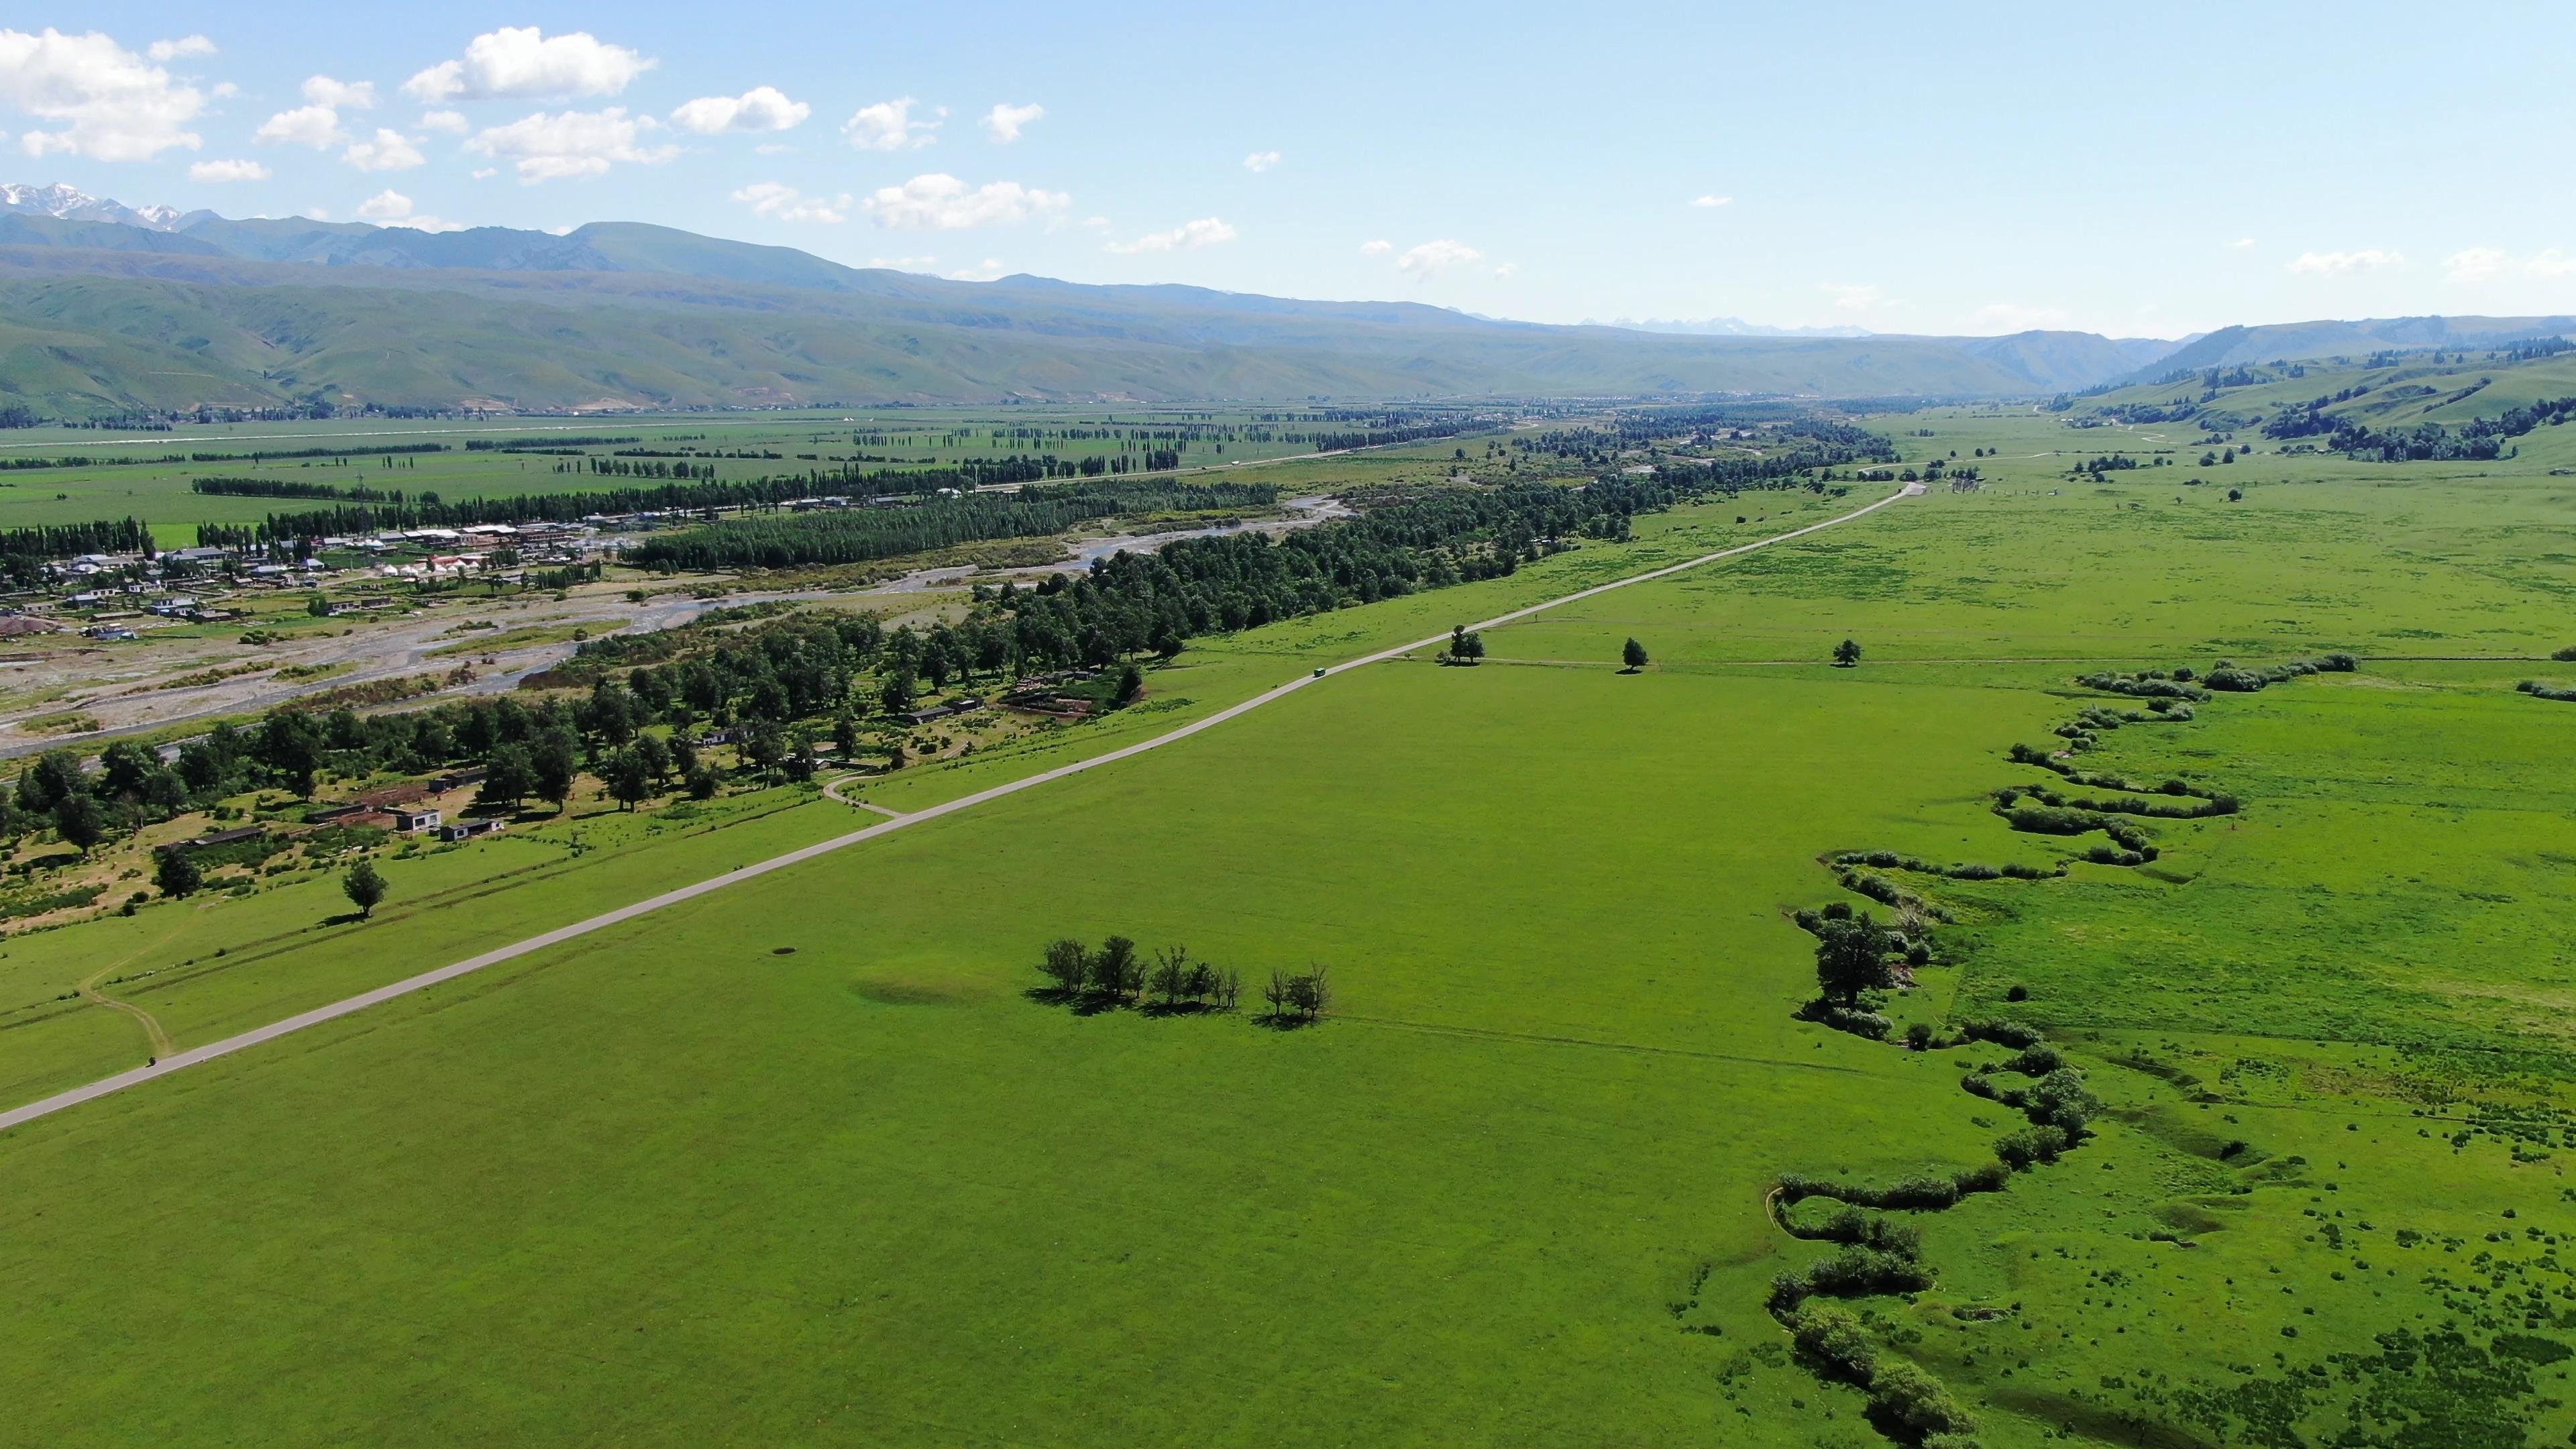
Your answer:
1592;317;1877;339
2133;317;2576;378
0;182;2552;415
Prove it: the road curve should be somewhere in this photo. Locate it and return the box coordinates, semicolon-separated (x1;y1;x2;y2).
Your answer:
0;484;1920;1135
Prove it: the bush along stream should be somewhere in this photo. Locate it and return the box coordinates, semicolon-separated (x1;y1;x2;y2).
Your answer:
1750;657;2358;1448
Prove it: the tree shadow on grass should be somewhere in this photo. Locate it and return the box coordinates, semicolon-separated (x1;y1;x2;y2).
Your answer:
1252;1011;1323;1032
319;910;370;927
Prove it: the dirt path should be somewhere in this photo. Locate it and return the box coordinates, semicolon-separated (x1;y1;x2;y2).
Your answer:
0;484;1920;1135
75;927;181;1063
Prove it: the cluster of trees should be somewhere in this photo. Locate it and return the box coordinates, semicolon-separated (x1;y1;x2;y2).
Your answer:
1037;936;1246;1012
2517;680;2576;703
629;480;1275;573
1034;937;1332;1023
1;517;155;584
2268;393;2570;460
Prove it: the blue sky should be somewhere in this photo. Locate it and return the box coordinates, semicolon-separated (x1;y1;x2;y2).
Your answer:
5;2;2571;337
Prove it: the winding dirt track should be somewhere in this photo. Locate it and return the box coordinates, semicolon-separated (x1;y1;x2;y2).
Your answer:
0;484;1921;1135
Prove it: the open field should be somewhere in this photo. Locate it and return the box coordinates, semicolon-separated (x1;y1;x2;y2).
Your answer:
3;405;2575;1446
0;405;1501;538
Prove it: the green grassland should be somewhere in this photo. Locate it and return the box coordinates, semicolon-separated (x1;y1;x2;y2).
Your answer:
0;405;1445;540
3;409;2575;1446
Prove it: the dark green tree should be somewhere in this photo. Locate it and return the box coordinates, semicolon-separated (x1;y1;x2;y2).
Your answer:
603;749;653;811
1833;638;1863;667
341;859;388;920
1814;914;1896;1006
52;793;105;855
1621;637;1649;671
156;849;203;898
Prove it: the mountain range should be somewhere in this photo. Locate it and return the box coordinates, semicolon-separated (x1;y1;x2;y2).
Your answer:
1;184;2569;417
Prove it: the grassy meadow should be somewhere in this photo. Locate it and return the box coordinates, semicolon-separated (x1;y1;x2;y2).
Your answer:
2;407;2575;1446
0;405;1437;542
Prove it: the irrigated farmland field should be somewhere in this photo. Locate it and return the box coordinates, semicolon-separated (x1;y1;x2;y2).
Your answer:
4;406;2575;1447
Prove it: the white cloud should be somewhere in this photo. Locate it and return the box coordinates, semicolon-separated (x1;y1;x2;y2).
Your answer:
1690;194;1731;208
254;103;343;149
418;109;469;135
1395;238;1481;279
860;173;1069;229
2287;248;2402;277
1968;302;2072;333
980;101;1042;143
1243;150;1281;172
147;35;216;62
343;128;424;172
732;180;847;224
302;74;375;109
466;107;677;182
356;187;465;232
845;97;938;152
1492;262;1519;278
2233;237;2256;248
1827;283;1885;313
672;85;808;135
404;27;651;103
189;157;268;181
1108;216;1236;254
2446;246;2576;284
2445;246;2508;285
753;142;793;155
0;28;206;160
866;254;936;270
948;258;1006;281
1358;238;1392;256
469;166;495;179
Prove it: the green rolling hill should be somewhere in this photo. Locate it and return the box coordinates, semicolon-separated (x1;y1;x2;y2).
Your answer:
0;185;2564;416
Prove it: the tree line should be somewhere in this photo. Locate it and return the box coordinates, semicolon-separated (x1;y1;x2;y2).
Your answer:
1034;935;1334;1023
627;481;1279;572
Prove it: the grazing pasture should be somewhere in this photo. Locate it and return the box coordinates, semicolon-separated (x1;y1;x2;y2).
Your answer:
3;407;2575;1447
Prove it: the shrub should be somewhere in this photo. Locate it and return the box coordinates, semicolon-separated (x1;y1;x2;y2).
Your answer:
1959;1018;2042;1049
1868;1360;1978;1439
1787;1304;1878;1381
1995;1126;2070;1169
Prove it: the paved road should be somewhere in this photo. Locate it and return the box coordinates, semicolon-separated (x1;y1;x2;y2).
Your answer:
0;484;1919;1135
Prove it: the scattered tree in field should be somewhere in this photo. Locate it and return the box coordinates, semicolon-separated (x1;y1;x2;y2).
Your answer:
1446;625;1485;664
1621;637;1649;672
1263;965;1334;1024
1813;912;1897;1006
684;761;721;799
342;859;388;920
1833;638;1863;667
1114;661;1144;705
155;849;202;898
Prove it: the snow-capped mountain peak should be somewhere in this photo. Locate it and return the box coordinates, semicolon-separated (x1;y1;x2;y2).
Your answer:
0;182;184;231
